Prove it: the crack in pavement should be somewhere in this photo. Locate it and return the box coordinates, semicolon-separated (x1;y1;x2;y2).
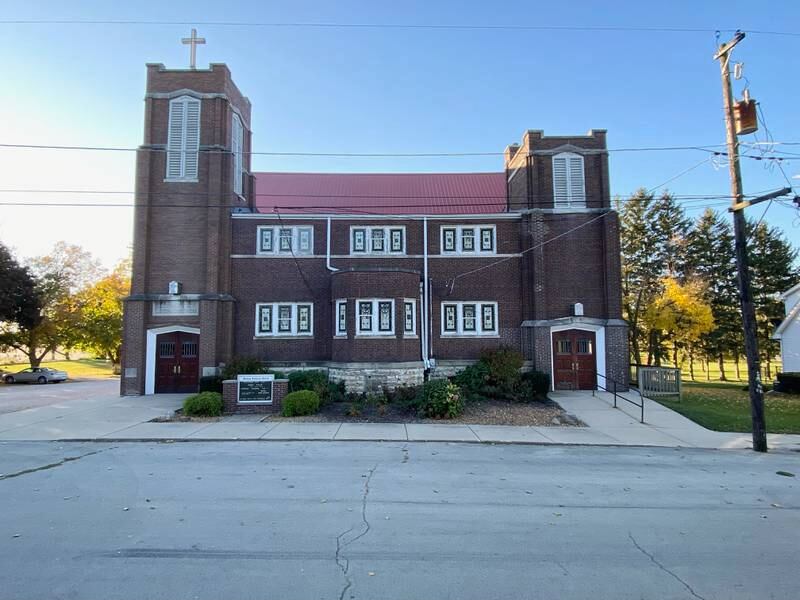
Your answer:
628;533;707;600
0;448;109;481
335;464;378;600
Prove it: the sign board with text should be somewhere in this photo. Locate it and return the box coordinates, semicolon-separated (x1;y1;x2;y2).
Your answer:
237;374;275;404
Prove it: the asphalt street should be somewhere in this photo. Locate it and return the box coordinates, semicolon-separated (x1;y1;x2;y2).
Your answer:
0;441;798;600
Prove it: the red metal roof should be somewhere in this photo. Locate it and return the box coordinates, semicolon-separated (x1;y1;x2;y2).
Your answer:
253;172;507;215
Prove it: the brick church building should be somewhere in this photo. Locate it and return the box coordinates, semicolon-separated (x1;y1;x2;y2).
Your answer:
120;61;628;395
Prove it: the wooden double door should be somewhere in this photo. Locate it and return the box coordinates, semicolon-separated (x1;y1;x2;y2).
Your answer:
553;329;597;390
155;332;199;393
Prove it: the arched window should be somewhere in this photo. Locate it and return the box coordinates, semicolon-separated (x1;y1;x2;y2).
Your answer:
552;152;586;208
166;96;201;180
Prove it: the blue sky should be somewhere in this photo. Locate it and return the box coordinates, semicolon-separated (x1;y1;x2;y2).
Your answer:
0;0;798;267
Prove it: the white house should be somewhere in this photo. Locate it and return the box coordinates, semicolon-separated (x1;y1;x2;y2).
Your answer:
773;282;800;373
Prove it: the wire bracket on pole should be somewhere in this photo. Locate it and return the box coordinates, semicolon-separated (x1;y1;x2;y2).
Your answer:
729;187;791;212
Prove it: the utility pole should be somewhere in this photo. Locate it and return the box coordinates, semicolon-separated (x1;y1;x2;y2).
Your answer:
714;31;767;452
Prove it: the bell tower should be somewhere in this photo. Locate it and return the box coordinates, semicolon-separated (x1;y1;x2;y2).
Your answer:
120;55;253;395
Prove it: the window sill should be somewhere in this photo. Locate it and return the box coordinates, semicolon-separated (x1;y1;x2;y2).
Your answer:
253;335;314;340
403;334;419;339
163;178;199;184
333;335;348;339
254;252;317;257
440;334;500;339
354;334;397;339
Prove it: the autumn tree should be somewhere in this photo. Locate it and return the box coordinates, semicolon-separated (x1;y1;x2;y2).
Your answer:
0;243;105;367
75;259;131;368
642;277;714;368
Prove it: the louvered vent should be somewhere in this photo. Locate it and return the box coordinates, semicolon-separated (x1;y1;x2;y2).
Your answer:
552;152;585;208
166;96;201;180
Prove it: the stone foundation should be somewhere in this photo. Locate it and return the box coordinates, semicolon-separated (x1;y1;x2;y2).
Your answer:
328;363;424;393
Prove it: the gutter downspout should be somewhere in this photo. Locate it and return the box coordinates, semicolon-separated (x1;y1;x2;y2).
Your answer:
326;217;339;272
422;216;430;369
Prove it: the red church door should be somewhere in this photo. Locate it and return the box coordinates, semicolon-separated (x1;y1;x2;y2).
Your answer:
155;332;200;393
552;330;597;390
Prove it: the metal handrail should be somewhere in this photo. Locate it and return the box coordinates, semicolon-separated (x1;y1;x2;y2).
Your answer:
592;371;645;423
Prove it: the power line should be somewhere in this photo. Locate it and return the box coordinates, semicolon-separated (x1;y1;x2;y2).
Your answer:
0;19;798;37
0;142;735;157
0;188;757;201
446;211;616;290
272;209;317;297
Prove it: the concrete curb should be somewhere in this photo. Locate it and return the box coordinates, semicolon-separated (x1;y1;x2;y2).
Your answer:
48;437;758;451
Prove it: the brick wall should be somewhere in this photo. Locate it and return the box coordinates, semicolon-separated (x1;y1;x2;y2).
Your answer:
121;63;253;395
505;129;609;211
122;67;628;397
222;378;289;414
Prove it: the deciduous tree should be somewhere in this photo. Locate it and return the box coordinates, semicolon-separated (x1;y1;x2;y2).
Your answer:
642;277;714;367
75;259;131;367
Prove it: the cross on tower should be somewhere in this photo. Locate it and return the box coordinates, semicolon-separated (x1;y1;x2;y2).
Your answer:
181;28;206;69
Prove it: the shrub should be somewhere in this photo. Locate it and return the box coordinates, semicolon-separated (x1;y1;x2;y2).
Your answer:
518;370;550;401
281;390;321;417
198;376;223;393
289;369;327;393
183;391;223;417
221;356;265;380
388;384;422;410
480;346;524;391
288;370;344;404
416;379;464;419
776;372;800;395
452;362;491;401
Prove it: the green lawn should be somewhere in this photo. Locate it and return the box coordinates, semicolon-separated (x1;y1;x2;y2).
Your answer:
655;381;800;434
0;358;115;379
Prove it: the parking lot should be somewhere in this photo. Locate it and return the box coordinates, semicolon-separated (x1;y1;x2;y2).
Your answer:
0;378;119;415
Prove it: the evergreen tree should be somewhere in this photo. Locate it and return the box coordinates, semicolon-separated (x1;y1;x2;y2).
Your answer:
685;209;741;380
650;192;692;278
618;190;660;364
746;219;800;378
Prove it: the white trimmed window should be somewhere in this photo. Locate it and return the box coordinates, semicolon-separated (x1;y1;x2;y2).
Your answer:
257;226;314;255
552;152;586;208
357;299;395;335
255;303;314;337
335;299;347;337
231;112;244;195
440;225;496;254
350;226;406;255
152;299;199;316
166;96;201;181
403;299;417;335
441;302;498;336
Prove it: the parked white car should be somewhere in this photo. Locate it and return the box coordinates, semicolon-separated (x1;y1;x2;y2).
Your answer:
3;367;68;384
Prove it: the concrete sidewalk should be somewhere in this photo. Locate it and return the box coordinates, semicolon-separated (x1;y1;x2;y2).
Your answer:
0;385;798;451
553;389;800;452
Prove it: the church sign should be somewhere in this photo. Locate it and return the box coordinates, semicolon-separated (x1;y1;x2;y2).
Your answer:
237;374;274;404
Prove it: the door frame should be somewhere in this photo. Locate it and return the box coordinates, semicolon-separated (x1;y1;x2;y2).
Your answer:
145;325;200;394
550;324;605;391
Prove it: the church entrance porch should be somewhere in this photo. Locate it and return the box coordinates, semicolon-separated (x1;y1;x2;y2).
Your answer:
144;325;201;395
552;329;597;391
154;331;200;393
